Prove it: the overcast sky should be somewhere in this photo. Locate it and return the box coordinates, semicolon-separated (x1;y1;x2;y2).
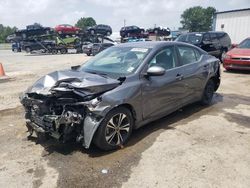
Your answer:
0;0;249;31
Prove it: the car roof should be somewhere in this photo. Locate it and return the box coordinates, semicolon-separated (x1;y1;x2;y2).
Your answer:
116;41;207;54
116;41;192;48
184;31;226;35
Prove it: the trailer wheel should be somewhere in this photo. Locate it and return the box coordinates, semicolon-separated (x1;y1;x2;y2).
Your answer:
25;47;31;53
60;48;67;54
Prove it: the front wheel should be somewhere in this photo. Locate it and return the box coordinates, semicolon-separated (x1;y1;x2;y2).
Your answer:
94;107;133;150
201;79;215;105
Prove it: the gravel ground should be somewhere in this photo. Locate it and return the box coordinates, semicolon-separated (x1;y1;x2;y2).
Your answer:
0;50;249;188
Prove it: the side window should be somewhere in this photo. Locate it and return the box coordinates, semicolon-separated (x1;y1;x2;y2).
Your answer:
149;47;176;70
210;33;218;42
177;46;198;65
177;34;187;42
194;49;202;60
203;33;210;42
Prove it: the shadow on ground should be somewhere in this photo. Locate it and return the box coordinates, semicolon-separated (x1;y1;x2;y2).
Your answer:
15;92;249;187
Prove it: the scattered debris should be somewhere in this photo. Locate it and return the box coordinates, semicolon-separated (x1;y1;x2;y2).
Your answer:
101;169;108;174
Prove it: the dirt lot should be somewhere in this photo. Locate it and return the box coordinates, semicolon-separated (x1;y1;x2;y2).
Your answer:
0;50;250;188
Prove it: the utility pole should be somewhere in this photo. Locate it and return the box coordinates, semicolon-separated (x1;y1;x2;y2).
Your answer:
124;19;126;27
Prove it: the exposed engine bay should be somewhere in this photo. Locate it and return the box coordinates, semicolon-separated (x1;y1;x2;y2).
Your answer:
20;69;123;148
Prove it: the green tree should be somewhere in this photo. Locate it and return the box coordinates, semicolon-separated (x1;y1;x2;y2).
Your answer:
75;17;96;29
0;24;17;43
180;6;216;32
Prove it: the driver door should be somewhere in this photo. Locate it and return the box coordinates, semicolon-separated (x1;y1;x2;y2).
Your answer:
141;46;188;120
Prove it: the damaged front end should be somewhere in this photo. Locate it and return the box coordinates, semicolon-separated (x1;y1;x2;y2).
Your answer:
20;70;121;148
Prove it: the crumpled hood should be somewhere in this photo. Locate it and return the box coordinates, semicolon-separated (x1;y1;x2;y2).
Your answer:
26;69;121;96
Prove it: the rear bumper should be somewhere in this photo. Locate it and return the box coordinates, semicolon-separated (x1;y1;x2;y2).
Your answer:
223;59;250;70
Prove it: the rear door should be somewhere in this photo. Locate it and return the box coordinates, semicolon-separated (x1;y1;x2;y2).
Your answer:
176;45;209;104
141;46;188;119
210;33;221;57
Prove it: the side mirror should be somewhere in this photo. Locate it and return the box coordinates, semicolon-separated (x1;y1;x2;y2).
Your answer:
146;66;165;76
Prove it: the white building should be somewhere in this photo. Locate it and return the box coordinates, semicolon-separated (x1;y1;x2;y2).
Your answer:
213;8;250;44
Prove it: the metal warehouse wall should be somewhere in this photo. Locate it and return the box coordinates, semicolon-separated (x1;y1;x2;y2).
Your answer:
215;9;250;44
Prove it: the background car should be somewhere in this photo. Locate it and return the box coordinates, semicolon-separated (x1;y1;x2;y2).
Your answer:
16;23;53;39
55;24;80;34
92;43;114;55
223;37;250;71
20;41;220;151
82;42;93;56
87;24;112;36
21;39;56;53
56;36;80;46
120;25;145;38
175;31;231;60
147;27;171;36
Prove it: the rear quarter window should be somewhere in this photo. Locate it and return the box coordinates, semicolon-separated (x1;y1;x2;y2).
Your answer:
177;46;201;65
176;34;187;42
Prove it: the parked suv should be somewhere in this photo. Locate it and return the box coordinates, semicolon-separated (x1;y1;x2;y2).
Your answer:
87;24;112;36
176;32;231;59
120;26;145;38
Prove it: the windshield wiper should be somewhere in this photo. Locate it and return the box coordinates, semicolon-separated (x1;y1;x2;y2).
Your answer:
86;71;108;78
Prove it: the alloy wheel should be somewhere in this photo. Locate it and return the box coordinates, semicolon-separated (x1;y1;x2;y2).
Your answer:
105;113;131;146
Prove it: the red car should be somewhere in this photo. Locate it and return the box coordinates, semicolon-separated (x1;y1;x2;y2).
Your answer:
55;24;80;34
223;37;250;71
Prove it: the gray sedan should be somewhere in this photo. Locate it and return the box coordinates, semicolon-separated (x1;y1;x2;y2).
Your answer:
20;41;220;150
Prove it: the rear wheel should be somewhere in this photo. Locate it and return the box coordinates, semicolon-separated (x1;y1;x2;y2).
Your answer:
25;47;31;53
60;48;67;54
94;107;133;151
201;79;215;105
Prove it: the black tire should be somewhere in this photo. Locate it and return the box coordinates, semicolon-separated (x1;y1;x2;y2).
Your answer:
94;107;134;151
86;53;91;56
201;79;215;105
25;47;31;53
51;49;58;54
60;48;67;54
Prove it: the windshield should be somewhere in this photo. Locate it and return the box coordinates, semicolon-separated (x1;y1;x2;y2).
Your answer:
238;39;250;49
80;46;150;78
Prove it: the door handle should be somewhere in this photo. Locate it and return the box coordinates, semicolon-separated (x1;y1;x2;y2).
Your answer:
176;74;183;81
